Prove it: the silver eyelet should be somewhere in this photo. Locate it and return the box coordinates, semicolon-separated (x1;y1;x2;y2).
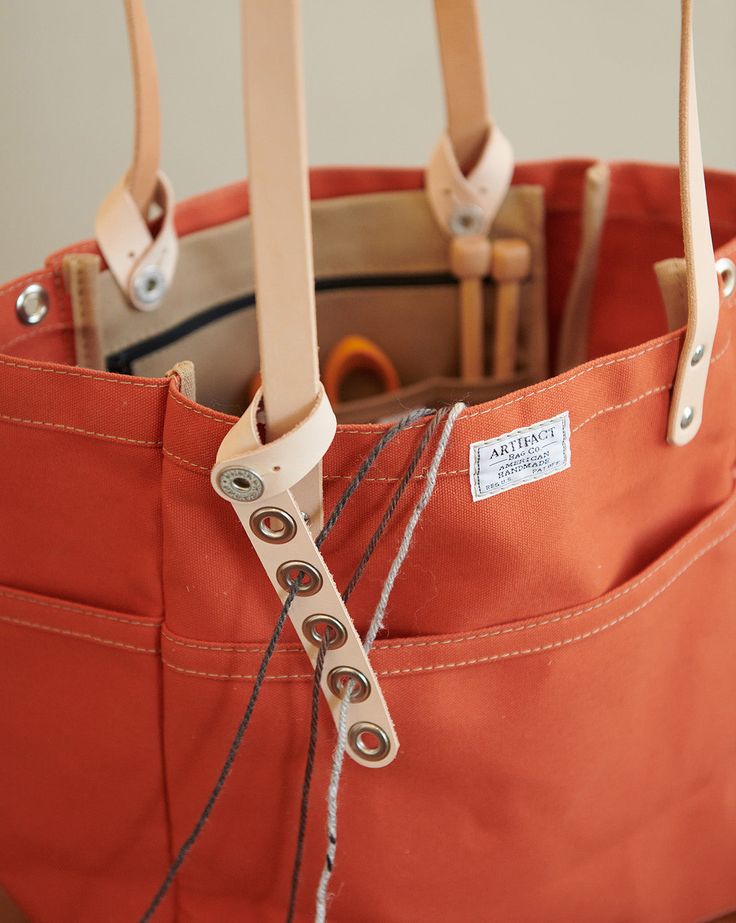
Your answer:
302;614;347;650
690;344;706;366
249;507;297;544
680;405;695;429
449;203;484;236
716;257;736;297
16;284;49;325
218;467;264;502
132;265;166;306
327;666;371;703
348;722;391;762
276;561;323;596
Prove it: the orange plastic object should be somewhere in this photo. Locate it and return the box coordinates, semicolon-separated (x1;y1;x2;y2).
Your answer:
322;335;400;404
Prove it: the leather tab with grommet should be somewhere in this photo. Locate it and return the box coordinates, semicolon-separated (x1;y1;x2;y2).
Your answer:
211;384;399;768
95;170;178;312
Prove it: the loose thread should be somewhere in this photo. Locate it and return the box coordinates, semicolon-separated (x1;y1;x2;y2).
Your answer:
285;634;329;923
314;403;466;921
287;407;448;919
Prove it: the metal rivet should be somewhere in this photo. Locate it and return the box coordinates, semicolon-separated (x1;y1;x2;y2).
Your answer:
690;344;705;366
449;203;484;236
16;284;49;325
132;265;166;306
348;722;391;762
302;614;347;650
249;507;297;544
276;560;323;596
327;666;371;703
716;257;736;297
680;405;695;429
218;467;264;502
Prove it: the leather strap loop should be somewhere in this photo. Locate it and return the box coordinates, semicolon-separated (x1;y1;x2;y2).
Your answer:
211;381;397;768
425;126;514;238
212;385;336;501
95;0;177;311
95;171;178;312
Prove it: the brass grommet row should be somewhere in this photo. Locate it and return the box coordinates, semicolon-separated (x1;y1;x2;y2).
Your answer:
249;507;297;544
302;614;347;650
327;666;371;703
348;721;391;762
276;560;323;596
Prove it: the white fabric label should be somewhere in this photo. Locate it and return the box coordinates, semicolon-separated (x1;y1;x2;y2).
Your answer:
469;411;571;502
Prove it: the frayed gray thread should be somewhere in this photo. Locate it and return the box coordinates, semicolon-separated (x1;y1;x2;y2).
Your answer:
315;402;466;922
287;407;445;918
341;407;448;603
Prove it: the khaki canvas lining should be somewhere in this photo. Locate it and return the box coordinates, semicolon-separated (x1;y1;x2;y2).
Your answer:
93;187;547;420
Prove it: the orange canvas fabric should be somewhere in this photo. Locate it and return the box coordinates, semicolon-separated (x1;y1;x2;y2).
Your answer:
1;163;736;922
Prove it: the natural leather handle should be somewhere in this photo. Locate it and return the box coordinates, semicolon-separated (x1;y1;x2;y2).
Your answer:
123;0;160;215
120;0;492;214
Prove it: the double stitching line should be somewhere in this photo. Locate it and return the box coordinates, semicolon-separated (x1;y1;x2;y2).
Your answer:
158;510;736;681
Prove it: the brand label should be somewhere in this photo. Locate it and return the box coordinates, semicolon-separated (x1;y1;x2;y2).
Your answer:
469;411;571;501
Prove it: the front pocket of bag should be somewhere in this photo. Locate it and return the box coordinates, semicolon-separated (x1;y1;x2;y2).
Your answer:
158;486;736;923
0;586;172;923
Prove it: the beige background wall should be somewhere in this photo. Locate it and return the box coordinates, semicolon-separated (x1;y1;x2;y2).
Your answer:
0;0;734;281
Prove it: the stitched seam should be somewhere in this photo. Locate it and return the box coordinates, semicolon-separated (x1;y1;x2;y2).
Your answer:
0;412;162;446
162;661;313;681
169;391;234;425
570;385;671;434
376;491;736;651
162;448;210;471
339;338;681;434
0;589;161;627
378;520;736;675
0;273;56;300
158;516;736;680
159;369;723;482
0;322;75;352
162;630;302;654
0;614;158;654
0;355;167;388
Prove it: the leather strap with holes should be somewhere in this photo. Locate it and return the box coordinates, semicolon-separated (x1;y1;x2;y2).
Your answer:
211;386;398;769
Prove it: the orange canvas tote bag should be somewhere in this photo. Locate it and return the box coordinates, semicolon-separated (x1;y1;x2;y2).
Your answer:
1;1;736;921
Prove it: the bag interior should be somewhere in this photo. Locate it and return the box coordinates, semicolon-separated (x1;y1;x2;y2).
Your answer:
4;160;736;424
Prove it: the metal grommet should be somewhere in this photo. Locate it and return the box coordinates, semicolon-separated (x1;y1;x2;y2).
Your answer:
276;561;323;596
680;405;695;429
716;257;736;297
249;507;297;544
218;467;264;502
15;284;49;325
302;614;347;650
690;344;706;366
327;666;371;703
449;203;485;236
132;265;167;306
348;722;391;762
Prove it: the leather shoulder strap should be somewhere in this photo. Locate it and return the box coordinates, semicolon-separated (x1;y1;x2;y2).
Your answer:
123;0;160;215
668;0;721;445
433;0;490;172
116;0;492;213
240;0;318;441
